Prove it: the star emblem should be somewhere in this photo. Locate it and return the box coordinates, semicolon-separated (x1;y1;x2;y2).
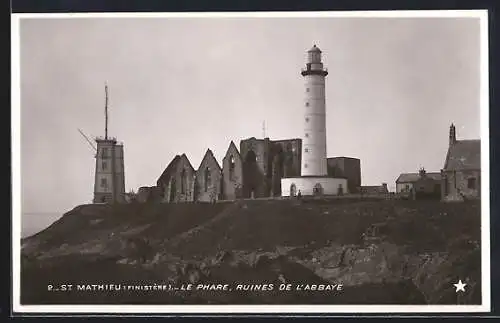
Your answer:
453;279;467;292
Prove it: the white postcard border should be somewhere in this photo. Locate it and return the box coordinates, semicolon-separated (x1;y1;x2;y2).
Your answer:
11;9;491;314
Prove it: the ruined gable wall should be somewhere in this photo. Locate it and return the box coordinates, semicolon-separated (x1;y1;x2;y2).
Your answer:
222;145;243;200
172;156;196;203
195;154;223;202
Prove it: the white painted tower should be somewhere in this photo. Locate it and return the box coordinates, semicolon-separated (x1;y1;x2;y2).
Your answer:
281;45;348;197
301;44;328;176
93;84;126;204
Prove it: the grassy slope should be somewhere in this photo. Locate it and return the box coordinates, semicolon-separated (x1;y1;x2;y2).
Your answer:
21;198;481;305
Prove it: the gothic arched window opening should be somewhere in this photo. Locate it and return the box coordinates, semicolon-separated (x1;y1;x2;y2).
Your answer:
169;178;176;202
204;167;211;192
181;168;187;194
229;155;235;180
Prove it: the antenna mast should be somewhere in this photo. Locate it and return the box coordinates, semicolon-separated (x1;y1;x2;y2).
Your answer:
262;120;266;138
105;82;109;140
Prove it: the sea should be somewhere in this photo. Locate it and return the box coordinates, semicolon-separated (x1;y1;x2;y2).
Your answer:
21;212;62;238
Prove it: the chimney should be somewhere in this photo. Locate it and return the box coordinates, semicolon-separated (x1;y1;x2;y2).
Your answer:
449;123;456;146
382;182;388;192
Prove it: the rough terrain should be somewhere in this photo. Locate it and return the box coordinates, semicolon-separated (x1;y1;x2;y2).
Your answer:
21;198;481;305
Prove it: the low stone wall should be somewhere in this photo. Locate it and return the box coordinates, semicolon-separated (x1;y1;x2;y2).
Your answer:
281;177;349;196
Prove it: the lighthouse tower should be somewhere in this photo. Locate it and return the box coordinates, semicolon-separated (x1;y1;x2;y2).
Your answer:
280;45;348;197
301;44;328;176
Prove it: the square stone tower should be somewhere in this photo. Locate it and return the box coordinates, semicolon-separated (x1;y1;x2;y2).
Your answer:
92;83;126;203
93;137;125;203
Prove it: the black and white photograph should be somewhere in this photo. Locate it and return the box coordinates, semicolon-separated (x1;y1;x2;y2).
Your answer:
12;10;490;314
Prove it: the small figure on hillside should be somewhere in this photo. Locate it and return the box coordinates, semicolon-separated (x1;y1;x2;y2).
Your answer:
297;190;302;200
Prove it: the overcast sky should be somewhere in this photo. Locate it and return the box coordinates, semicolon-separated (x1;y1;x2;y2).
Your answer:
18;15;482;236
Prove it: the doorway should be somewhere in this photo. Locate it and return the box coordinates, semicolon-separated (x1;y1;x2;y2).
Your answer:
243;150;259;198
169;178;176;202
313;183;323;196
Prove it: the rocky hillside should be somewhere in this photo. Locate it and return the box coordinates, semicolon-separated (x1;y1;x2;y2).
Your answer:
21;198;482;305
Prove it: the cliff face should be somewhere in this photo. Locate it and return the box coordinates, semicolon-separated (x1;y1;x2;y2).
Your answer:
21;199;481;305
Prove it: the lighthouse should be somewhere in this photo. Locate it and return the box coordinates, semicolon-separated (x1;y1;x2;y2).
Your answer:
301;44;328;176
281;45;349;197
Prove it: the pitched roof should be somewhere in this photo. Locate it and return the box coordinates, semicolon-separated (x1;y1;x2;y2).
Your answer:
157;155;180;184
179;153;195;172
197;148;222;172
224;140;241;159
396;172;441;183
157;154;195;184
444;140;481;171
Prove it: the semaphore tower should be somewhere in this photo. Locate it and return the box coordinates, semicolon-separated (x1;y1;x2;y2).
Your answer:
93;83;126;203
